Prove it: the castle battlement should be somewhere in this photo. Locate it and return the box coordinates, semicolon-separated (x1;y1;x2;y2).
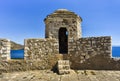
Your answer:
0;9;120;73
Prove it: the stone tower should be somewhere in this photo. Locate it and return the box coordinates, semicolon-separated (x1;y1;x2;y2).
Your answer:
44;9;82;54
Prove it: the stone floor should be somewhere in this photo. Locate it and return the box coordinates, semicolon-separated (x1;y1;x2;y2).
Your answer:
0;70;120;81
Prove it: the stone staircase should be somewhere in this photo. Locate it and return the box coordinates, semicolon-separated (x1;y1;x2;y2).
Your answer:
57;60;71;75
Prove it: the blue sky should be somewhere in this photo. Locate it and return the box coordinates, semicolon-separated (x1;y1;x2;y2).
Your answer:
0;0;120;45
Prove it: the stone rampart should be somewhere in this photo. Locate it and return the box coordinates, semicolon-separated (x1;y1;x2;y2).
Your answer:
0;37;120;72
0;39;10;61
66;36;115;70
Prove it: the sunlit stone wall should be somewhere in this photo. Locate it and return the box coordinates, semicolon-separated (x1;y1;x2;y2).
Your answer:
0;39;11;61
24;38;59;60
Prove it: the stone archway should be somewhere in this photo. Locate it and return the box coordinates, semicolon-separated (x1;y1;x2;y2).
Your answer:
59;28;68;54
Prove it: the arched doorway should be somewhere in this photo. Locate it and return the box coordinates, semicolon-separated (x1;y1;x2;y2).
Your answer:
59;28;68;54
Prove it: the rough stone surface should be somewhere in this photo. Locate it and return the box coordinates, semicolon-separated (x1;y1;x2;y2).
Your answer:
24;38;59;60
0;57;62;73
0;70;120;81
66;36;113;70
57;60;71;75
0;39;10;61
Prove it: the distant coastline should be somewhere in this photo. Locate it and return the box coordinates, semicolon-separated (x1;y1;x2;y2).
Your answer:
10;41;24;50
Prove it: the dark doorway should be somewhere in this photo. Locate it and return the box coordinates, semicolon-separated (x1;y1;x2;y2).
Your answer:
59;28;68;54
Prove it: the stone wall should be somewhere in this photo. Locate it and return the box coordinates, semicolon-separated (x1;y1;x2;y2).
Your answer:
0;38;62;72
0;39;10;61
0;38;63;73
66;36;114;70
0;37;120;72
24;38;59;60
0;58;62;73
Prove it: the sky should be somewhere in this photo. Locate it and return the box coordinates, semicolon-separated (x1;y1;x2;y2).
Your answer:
0;0;120;45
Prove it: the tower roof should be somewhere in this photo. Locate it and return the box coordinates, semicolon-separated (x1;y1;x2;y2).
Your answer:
44;9;82;22
55;9;68;11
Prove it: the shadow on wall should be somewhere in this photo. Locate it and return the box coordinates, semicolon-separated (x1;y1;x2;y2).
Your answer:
70;54;120;70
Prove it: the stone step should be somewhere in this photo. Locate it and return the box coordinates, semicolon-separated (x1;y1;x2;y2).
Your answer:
57;60;71;75
58;65;70;70
58;60;70;65
58;70;71;75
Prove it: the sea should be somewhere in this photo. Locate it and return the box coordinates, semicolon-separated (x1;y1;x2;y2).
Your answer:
11;49;24;59
10;46;120;59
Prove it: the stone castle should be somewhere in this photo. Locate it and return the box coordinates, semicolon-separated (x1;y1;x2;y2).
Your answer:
0;9;120;73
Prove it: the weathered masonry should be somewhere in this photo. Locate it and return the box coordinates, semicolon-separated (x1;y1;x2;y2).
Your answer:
0;9;120;72
24;9;82;60
0;39;10;61
24;9;113;69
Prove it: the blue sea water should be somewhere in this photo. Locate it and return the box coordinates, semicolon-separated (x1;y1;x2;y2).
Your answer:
10;46;120;59
11;49;24;59
112;46;120;57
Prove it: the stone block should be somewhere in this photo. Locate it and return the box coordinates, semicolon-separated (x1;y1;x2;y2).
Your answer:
0;39;11;61
57;60;71;75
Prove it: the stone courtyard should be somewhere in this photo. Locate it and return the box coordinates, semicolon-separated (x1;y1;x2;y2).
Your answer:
0;70;120;81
